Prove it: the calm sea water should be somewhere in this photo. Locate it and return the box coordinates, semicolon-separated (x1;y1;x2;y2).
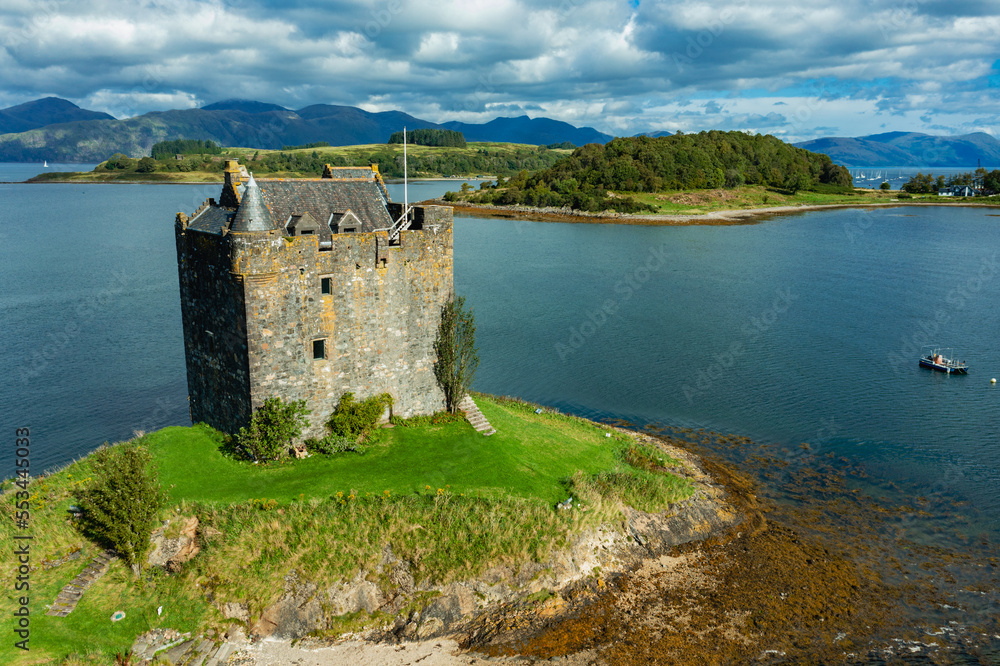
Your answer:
2;179;998;524
0;162;100;183
2;178;998;527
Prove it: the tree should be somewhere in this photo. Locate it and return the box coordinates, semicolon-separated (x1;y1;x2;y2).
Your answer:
879;181;891;190
234;396;310;461
104;153;135;170
77;444;165;577
783;172;810;194
434;295;480;413
136;156;157;173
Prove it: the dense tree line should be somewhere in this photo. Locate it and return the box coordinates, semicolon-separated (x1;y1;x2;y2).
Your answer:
246;145;561;178
461;131;854;212
281;141;331;150
94;144;565;178
150;139;222;159
388;129;466;148
901;168;1000;194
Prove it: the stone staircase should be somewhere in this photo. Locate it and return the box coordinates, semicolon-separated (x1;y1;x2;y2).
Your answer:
46;549;117;617
130;629;235;665
458;395;495;436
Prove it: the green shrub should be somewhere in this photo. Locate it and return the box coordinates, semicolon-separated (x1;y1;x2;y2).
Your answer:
234;397;310;461
327;392;394;440
76;443;165;576
304;434;360;455
103;153;135;170
136;156;157;173
389;411;465;427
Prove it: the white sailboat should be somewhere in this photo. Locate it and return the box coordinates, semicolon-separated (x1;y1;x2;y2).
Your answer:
43;160;49;167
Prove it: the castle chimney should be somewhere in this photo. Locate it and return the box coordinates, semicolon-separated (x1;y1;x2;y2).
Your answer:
220;159;243;208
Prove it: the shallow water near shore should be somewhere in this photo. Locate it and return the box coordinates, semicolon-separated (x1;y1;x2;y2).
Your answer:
1;179;998;660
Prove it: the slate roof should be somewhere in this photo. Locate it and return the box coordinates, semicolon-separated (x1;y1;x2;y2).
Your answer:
231;174;277;232
187;206;234;234
185;168;393;237
259;178;392;235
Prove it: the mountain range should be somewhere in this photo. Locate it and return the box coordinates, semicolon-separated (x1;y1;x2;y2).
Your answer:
793;132;1000;168
1;97;997;168
0;98;612;162
0;97;114;135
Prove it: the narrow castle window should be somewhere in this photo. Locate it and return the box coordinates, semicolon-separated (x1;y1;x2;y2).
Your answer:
312;339;326;360
321;277;332;295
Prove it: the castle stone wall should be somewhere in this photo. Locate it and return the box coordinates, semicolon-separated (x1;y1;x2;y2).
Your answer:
178;205;454;438
174;225;254;434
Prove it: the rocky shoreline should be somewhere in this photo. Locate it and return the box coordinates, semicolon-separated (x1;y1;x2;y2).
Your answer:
131;429;746;664
131;424;998;664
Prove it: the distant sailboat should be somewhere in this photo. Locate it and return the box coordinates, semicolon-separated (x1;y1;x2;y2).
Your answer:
43;160;48;167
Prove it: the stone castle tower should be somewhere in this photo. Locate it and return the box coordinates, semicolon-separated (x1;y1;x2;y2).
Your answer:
174;159;454;437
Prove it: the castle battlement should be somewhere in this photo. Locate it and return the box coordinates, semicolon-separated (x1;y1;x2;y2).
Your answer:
175;160;454;437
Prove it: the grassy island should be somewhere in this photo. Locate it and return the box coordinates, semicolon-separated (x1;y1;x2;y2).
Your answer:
0;395;694;664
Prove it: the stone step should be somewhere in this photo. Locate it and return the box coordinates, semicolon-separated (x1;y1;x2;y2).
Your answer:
186;638;216;666
163;638;197;664
46;549;117;616
205;642;233;666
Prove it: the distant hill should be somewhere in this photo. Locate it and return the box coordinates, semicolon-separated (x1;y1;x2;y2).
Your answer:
795;132;1000;167
0;97;114;134
0;97;613;162
441;115;610;146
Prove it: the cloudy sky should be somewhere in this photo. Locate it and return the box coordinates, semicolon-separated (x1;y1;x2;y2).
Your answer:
1;0;998;141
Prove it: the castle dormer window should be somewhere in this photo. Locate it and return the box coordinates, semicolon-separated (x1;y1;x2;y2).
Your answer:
286;212;320;236
329;210;361;234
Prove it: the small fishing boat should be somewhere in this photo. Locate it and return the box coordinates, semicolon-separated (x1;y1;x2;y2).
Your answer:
919;348;968;374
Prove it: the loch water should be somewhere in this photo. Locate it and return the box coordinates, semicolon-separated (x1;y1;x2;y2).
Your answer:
1;175;998;658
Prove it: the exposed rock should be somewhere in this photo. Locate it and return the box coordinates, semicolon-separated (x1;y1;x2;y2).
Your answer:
222;601;250;622
252;573;323;639
324;573;387;615
236;429;741;647
148;515;200;571
417;583;480;637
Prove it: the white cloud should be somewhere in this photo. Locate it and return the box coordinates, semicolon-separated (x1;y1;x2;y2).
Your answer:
0;0;996;141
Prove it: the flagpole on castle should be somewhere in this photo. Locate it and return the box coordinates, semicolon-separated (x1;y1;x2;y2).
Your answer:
403;126;408;215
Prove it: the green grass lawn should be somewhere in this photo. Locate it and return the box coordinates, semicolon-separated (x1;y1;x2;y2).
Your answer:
151;395;627;506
